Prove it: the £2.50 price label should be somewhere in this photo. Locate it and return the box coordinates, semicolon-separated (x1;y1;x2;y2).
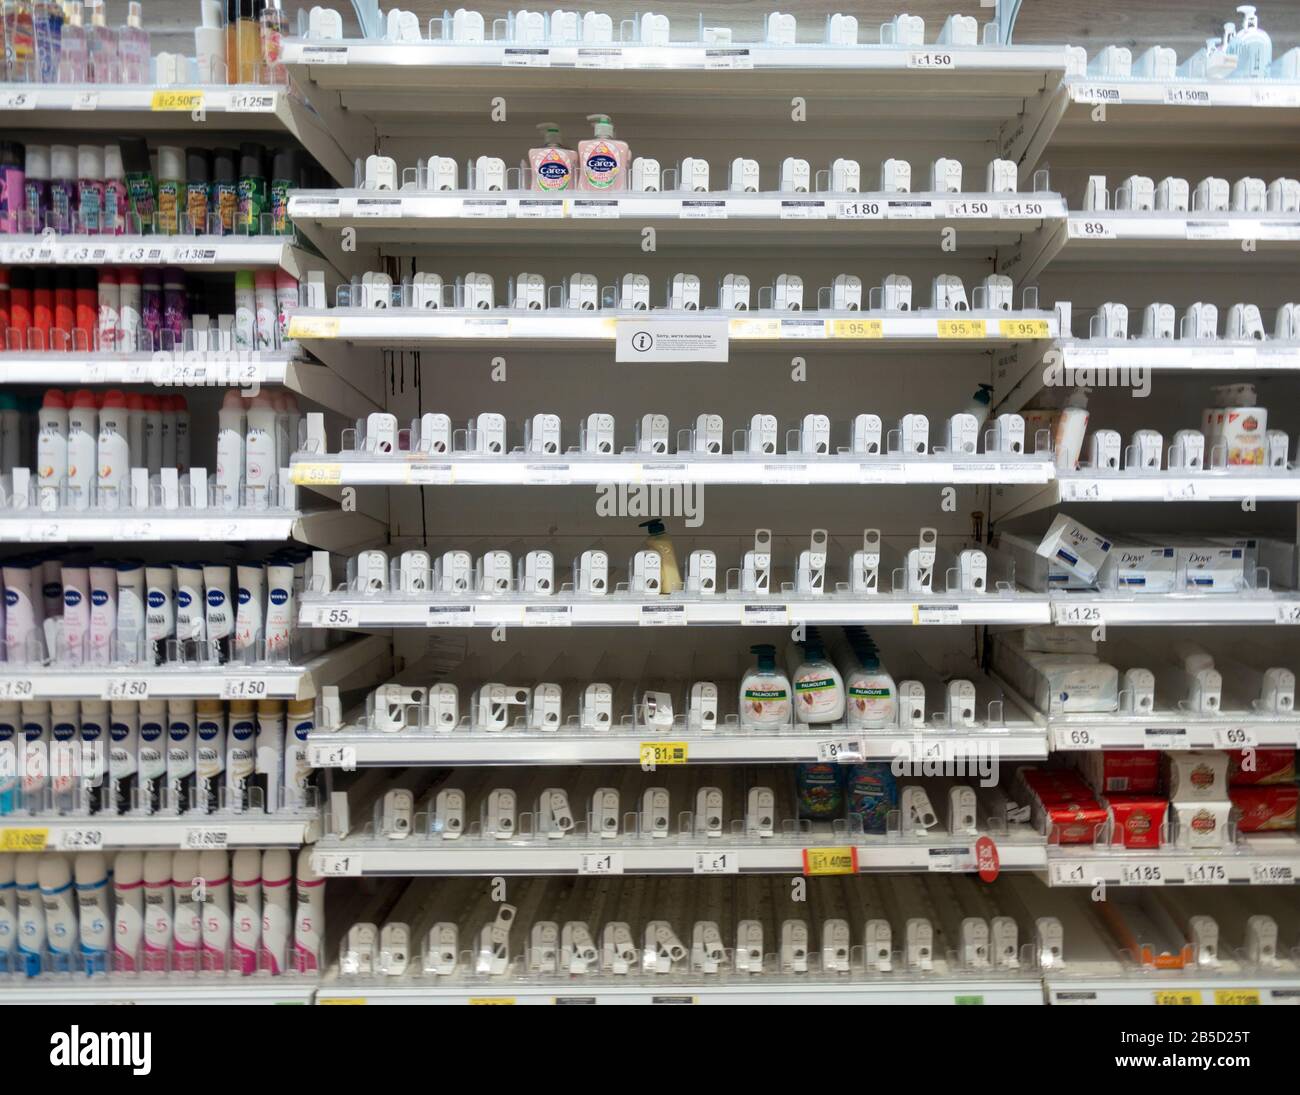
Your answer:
150;89;205;112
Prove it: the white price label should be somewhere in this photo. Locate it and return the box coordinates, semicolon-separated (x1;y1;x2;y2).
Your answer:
741;604;788;626
1213;726;1256;749
169;245;218;265
1143;727;1189;750
462;199;509;219
229;92;277;112
301;45;349;64
947;199;992;218
516;199;563;219
816;739;865;764
693;851;739;874
1071;84;1123;104
102;679;150;701
570;199;619;219
426;605;474;627
579;852;624;875
1250;862;1294;884
679;200;727;219
524;605;572;627
315;853;361;876
0;89;36;109
1050;861;1089;886
762;462;809;483
885;199;934;220
576;48;624;69
927;846;973;872
72;91;98;110
1121;862;1165;885
1067;219;1116;240
503;47;550;66
837;200;883;220
1052;602;1102;625
184;828;229;850
353;197;401;218
0;679;35;700
1274;601;1300;624
221;677;269;700
524;463;571;485
407;463;455;485
1183;861;1230;885
908;51;955;69
914;603;961;625
308;744;357;771
640;604;687;627
1185;221;1235;240
1165;86;1211;105
317;606;357;628
779;200;827;220
704;48;752;69
1001;200;1046;218
1052;726;1100;750
57;827;104;851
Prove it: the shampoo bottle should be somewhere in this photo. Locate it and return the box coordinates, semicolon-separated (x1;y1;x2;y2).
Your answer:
638;518;682;593
529;123;578;192
578;114;629;192
791;630;845;724
739;644;792;729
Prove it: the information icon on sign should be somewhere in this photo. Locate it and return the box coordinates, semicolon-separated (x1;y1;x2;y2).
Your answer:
632;331;654;352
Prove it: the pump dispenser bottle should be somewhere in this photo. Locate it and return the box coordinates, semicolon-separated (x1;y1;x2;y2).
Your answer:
791;629;846;724
638;519;682;593
844;629;897;729
529;123;577;191
740;644;793;729
1231;6;1272;78
578;114;629;192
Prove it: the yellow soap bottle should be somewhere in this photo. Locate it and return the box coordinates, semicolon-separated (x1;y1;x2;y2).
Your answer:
639;519;682;594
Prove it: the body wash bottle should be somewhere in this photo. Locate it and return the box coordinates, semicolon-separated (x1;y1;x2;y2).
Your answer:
117;1;149;82
791;630;845;724
739;644;792;729
529;123;577;192
578;114;629;192
638;518;682;593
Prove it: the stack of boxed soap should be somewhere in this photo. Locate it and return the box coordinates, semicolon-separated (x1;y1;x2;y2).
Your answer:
992;628;1119;714
1227;749;1298;833
1165;752;1233;849
1017;767;1107;844
1080;752;1167;849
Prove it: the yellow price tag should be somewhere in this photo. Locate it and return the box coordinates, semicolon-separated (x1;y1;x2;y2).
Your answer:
802;847;859;875
639;742;688;766
1155;990;1203;1006
937;319;987;339
1214;989;1261;1006
728;318;781;339
319;997;367;1005
150;89;205;112
469;997;516;1005
828;318;884;339
287;316;340;340
1000;318;1051;339
0;827;48;852
291;463;343;486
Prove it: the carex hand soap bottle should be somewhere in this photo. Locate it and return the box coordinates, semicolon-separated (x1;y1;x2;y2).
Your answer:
579;114;629;192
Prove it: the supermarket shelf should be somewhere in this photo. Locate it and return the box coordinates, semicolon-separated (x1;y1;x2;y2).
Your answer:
993;470;1300;521
315;972;1044;1006
1002;212;1300;285
290;452;1054;488
1045;835;1300;888
1045;592;1300;627
0;234;315;279
0;634;387;702
298;592;1051;629
284;39;1067;147
0;509;385;550
993;339;1300;416
306;724;1048;768
0;812;320;852
289;189;1065;258
1019;77;1300;171
0;83;360;186
311;830;1047;877
1045;972;1300;1006
0;975;318;1005
286;308;1061;349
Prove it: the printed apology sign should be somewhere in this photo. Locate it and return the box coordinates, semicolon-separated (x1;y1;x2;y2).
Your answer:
615;318;729;363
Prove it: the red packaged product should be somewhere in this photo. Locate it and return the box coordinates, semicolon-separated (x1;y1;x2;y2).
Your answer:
1043;801;1107;844
1227;749;1297;786
1106;794;1168;849
1230;786;1298;832
1095;750;1160;793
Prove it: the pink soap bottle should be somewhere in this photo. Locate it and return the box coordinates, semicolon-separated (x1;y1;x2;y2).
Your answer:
528;122;577;192
578;114;629;192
